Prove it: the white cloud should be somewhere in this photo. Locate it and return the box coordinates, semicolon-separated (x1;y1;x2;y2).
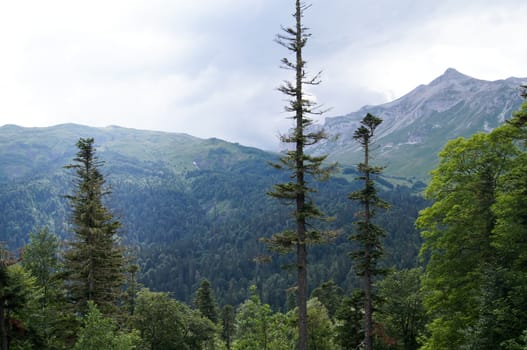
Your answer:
0;0;526;150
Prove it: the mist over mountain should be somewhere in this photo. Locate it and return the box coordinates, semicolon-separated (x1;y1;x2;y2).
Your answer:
312;68;526;179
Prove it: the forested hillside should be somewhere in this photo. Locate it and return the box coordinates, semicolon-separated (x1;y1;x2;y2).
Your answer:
2;97;527;349
1;0;526;346
0;123;426;309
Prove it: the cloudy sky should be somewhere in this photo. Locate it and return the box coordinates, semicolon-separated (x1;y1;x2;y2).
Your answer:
0;0;526;150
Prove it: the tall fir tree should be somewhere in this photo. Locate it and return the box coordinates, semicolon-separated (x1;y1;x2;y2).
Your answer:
64;138;125;317
194;279;218;323
265;1;334;349
220;304;235;350
349;113;388;350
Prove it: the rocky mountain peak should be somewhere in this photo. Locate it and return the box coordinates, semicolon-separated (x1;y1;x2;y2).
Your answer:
440;67;470;79
312;69;526;179
427;68;475;87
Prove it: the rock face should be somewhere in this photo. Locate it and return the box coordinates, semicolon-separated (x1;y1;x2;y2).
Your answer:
312;68;526;179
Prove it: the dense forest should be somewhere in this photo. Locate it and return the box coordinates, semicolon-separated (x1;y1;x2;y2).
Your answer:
1;0;527;347
2;96;527;349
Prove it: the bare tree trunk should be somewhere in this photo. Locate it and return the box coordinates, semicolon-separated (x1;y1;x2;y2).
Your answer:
297;221;308;350
364;269;373;350
295;0;308;348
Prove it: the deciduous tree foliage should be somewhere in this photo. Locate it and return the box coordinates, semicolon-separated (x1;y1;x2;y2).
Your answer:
265;1;334;349
417;129;516;349
73;301;140;350
133;288;217;350
22;228;73;349
418;95;527;349
375;268;426;350
0;255;38;350
233;285;291;350
64;138;125;317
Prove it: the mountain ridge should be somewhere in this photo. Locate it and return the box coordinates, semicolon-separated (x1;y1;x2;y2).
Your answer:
0;122;274;183
314;68;527;179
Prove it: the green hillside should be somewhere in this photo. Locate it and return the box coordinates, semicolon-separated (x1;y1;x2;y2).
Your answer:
0;124;425;308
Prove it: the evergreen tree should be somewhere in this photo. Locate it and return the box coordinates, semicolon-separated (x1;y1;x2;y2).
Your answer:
22;228;72;349
123;263;140;317
375;268;426;350
310;280;344;319
0;246;21;350
265;1;334;349
335;290;364;350
349;113;388;350
64;138;125;317
194;279;218;323
133;288;217;350
220;304;235;349
0;257;41;350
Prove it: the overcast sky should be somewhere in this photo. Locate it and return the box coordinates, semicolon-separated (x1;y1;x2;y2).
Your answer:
0;0;526;150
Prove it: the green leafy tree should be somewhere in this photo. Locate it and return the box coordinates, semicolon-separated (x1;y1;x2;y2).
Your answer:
487;97;527;348
288;298;337;350
64;138;125;317
349;113;389;350
0;262;44;350
22;228;62;301
265;1;334;349
133;288;217;350
73;301;141;350
21;228;73;349
195;279;218;323
0;248;11;350
418;132;512;349
375;268;426;350
417;126;519;349
233;286;291;350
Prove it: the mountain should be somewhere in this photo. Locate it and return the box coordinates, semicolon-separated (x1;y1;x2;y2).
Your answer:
0;123;266;182
0;123;425;309
312;68;527;179
1;69;525;308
